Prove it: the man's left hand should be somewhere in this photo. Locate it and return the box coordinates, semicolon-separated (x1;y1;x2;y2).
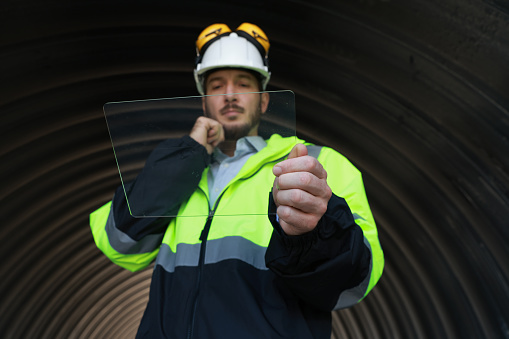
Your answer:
272;144;332;236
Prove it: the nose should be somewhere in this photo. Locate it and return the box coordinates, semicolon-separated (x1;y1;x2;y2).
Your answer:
224;82;237;102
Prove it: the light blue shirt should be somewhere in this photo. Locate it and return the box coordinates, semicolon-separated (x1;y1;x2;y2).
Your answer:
207;136;267;209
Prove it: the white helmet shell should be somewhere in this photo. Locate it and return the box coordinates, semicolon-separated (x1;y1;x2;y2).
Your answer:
194;32;271;95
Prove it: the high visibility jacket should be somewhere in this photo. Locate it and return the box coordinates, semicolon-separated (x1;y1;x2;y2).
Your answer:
90;134;384;339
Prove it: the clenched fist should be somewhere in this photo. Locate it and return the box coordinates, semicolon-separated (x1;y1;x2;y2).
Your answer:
189;116;225;154
272;144;332;235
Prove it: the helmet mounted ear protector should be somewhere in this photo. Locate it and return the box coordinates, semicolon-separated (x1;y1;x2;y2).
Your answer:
194;23;271;94
195;23;233;59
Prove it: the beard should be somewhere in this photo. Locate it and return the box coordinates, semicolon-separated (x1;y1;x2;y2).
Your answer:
223;122;254;141
204;97;263;141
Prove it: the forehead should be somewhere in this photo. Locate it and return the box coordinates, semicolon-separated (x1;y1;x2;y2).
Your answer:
205;69;257;83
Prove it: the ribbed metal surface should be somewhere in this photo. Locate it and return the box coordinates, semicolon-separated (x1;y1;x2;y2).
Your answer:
1;1;508;338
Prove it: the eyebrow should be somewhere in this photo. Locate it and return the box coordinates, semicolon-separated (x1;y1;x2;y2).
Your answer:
207;74;255;84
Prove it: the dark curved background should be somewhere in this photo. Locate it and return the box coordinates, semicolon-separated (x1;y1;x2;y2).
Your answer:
1;1;508;338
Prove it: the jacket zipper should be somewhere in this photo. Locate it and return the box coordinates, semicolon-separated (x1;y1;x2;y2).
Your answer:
186;189;226;339
186;153;288;338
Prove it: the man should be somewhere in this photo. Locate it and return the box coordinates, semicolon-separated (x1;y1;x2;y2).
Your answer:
90;23;384;338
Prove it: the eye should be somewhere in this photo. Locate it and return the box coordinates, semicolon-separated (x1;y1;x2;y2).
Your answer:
208;83;222;90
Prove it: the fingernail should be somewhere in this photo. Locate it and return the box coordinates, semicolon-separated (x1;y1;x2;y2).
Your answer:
273;166;282;176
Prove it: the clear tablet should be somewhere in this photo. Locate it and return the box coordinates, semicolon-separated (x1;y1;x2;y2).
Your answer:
104;90;296;217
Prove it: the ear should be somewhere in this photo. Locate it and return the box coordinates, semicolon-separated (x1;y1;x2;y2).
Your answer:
260;92;270;114
202;96;206;115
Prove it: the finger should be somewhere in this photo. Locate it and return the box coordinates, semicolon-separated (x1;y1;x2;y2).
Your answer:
210;133;224;147
277;206;321;235
272;177;280;206
275;188;329;215
191;117;215;141
273;156;327;180
277;172;329;197
287;143;308;160
207;124;218;136
206;124;220;140
207;124;224;146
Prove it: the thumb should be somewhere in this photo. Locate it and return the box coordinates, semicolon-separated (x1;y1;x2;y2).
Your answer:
287;143;308;159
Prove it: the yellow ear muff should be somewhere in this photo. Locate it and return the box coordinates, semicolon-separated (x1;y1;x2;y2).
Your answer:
196;23;232;53
235;22;270;56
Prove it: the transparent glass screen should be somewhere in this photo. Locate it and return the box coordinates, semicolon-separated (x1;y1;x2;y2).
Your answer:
104;90;296;217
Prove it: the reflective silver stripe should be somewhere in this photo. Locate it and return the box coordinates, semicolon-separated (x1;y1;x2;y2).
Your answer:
333;237;372;310
106;205;164;255
155;236;269;273
155;242;200;273
306;145;322;159
205;236;268;271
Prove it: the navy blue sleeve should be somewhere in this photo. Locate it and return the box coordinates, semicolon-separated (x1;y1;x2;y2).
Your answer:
265;192;371;311
112;136;210;241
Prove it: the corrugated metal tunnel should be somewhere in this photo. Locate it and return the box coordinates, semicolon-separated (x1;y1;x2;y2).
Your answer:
1;1;508;338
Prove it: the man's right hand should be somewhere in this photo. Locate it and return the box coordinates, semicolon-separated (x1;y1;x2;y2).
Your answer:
189;116;224;154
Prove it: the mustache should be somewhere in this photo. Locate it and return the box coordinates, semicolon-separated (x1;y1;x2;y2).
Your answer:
220;103;245;114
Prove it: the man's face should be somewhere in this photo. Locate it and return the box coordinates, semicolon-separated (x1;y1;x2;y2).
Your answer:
202;69;269;141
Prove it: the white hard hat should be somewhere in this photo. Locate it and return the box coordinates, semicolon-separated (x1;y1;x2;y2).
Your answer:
194;23;271;95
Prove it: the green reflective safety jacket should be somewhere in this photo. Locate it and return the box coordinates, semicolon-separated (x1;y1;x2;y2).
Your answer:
90;134;384;338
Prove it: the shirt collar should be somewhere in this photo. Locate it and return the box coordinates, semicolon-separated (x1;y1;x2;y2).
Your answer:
243;135;267;152
212;136;267;163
